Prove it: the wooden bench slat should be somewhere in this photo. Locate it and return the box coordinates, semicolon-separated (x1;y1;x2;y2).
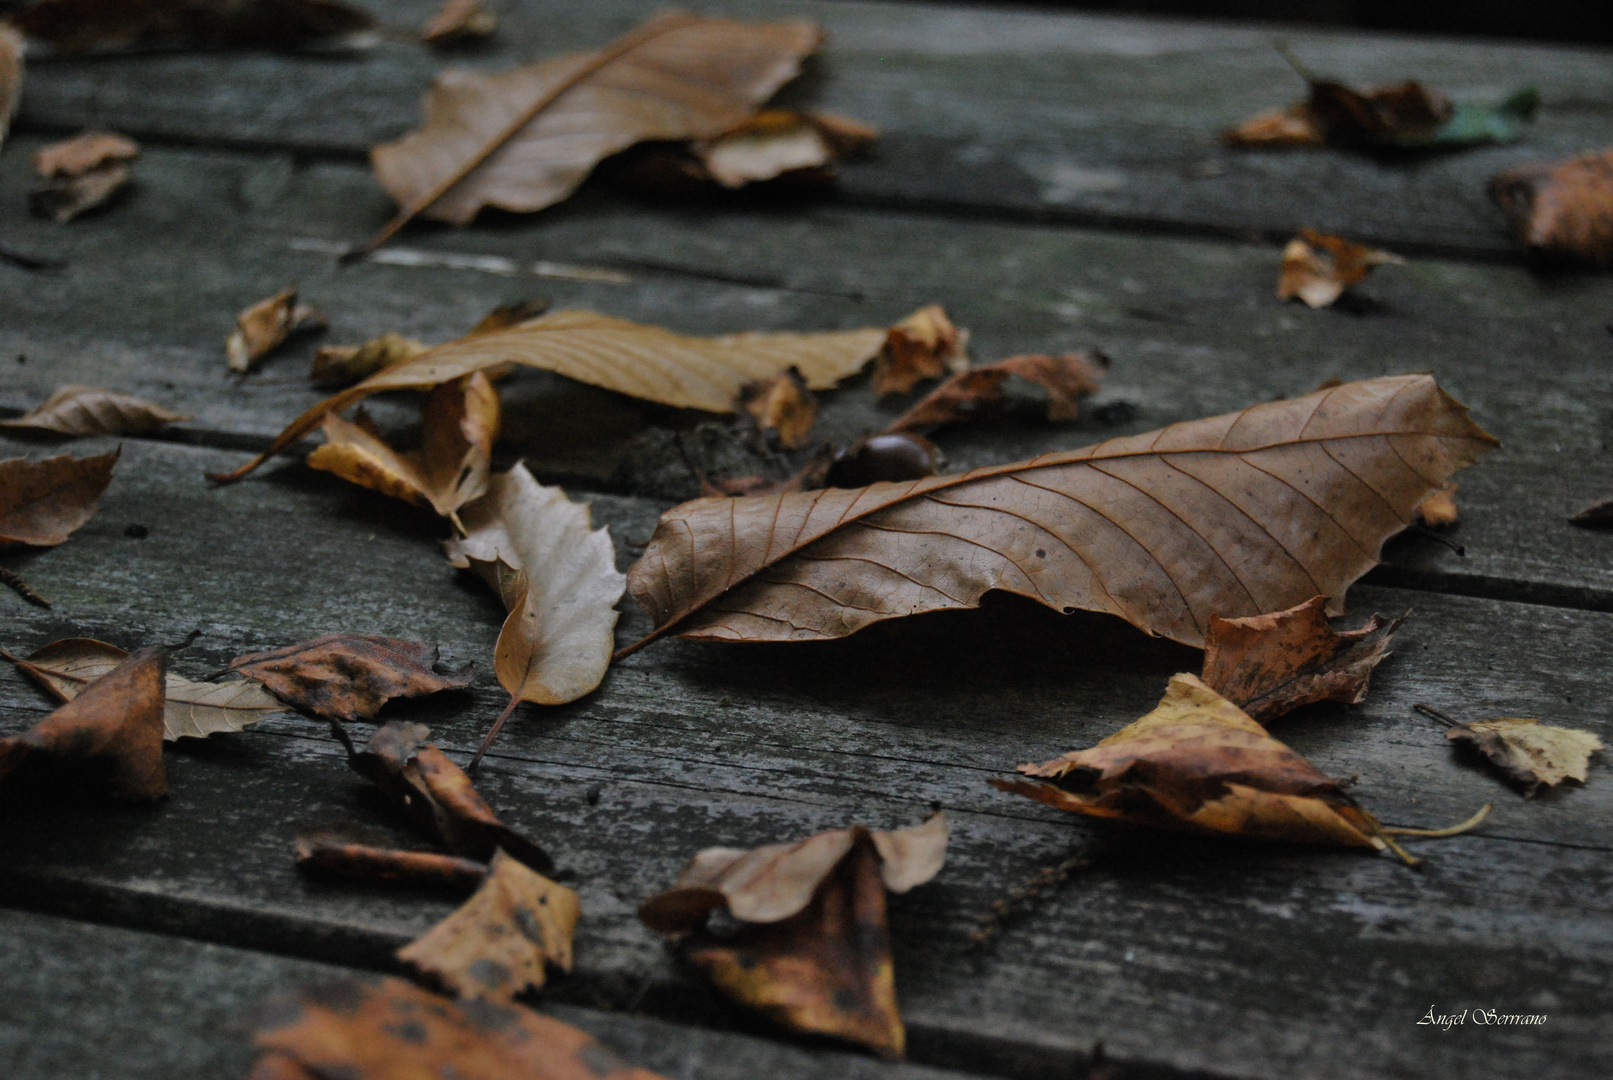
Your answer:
12;0;1613;254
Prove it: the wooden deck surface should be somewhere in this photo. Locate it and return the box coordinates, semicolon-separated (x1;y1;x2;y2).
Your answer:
2;2;1611;1078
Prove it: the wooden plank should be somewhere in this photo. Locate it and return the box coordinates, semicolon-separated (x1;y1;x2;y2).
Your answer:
1;436;1609;1080
12;0;1613;253
3;140;1612;608
0;909;992;1080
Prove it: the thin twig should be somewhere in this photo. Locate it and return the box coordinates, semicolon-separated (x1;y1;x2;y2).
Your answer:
0;242;68;273
1413;703;1462;728
469;692;522;772
0;567;51;608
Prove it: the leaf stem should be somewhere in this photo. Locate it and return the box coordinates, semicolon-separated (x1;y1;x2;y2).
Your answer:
1381;802;1493;838
470;691;522;771
1413;703;1462;728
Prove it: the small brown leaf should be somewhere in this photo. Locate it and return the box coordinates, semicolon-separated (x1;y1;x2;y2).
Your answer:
0;26;21;151
12;0;375;54
1222;103;1325;148
225;634;474;723
1278;229;1403;308
1201;596;1403;723
249;976;667;1080
872;305;969;395
1415;482;1459;527
691;109;871;188
886;352;1106;434
0;449;119;548
29;130;140;223
994;674;1389;850
640;816;945;1058
294;824;489;890
1444;715;1602;795
310;333;428;388
444;463;626;713
5;636;283;740
346;720;553;874
34;131;141;178
361;14;820;254
740;368;817;449
1570;498;1613;528
422;0;495;45
398;849;579;1000
1;384;187;436
0;645;167;799
1491;149;1613;264
307;372;499;523
228;288;327;374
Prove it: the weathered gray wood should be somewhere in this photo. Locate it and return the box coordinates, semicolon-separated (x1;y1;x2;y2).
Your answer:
1;437;1609;1080
13;0;1613;254
0;908;992;1080
4;140;1613;609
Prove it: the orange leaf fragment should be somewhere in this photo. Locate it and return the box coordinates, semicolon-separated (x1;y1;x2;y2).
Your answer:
227;288;326;373
640;814;947;1058
398;849;579;1000
1278;229;1403;308
1491;149;1613;264
741;368;817;449
994;674;1389;850
886;352;1106;434
249;976;667;1080
0;449;119;548
0;645;167;799
1415;482;1459;527
872;305;969;395
225;634;474;723
1201;596;1403;724
295;825;488;891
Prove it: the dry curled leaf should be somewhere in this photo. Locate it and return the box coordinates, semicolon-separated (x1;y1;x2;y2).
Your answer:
0;646;167;799
741;368;817;449
685;109;876;188
1415;482;1459;527
5;636;283;740
307;372;498;524
1;26;25;151
886;352;1106;434
1430;709;1604;795
225;634;473;723
209;308;896;483
398;849;579;1000
640;815;946;1058
12;0;375;54
228;288;326;373
248;976;666;1080
621;375;1495;654
422;0;494;44
30;131;140;224
347;720;553;874
444;464;624;758
0;449;119;548
873;305;969;395
1491;149;1613;264
1;385;187;437
295;824;488;890
1201;596;1403;723
995;674;1390;849
310;333;428;388
361;13;820;255
1278;230;1403;308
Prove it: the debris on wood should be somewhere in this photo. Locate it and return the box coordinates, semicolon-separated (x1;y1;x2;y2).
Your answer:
1414;483;1459;527
740;368;817;449
1277;230;1403;308
310;333;427;388
294;824;488;891
886;352;1107;434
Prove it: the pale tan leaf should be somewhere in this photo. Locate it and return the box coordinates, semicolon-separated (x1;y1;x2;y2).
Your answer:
1448;717;1602;794
365;13;819;250
307;372;498;520
1277;230;1404;309
1;385;188;436
623;375;1497;652
1415;481;1459;526
445;462;625;706
227;288;326;373
398;849;580;1000
209;309;894;482
698;110;835;187
4;637;283;740
1;27;25;151
33;131;140;178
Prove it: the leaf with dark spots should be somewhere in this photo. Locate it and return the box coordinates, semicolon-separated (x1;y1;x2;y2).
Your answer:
0;449;119;548
249;976;667;1079
0;645;167;799
1200;596;1403;723
398;850;579;999
294;825;487;891
640;815;946;1057
226;634;473;723
346;721;553;874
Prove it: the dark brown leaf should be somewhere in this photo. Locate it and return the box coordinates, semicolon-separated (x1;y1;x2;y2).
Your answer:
0;645;167;799
0;449;119;548
226;634;473;722
1201;596;1403;723
346;720;553;873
